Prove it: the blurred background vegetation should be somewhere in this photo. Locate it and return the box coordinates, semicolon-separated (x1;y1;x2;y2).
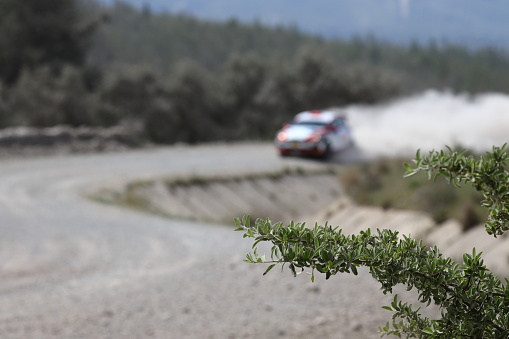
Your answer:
1;0;503;226
1;0;509;144
338;158;488;230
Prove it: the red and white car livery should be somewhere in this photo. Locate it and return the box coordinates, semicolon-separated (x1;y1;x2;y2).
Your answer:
275;109;353;158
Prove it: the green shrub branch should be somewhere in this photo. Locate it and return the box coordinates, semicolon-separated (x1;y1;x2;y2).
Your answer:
405;145;509;236
237;144;509;338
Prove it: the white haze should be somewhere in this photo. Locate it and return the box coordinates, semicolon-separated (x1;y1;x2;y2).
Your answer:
345;90;509;159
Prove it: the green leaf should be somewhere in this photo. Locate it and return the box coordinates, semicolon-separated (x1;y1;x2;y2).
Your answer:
422;327;435;334
263;264;276;276
289;263;297;277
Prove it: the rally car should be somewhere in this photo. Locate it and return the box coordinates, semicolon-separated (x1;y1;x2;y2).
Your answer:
274;109;353;158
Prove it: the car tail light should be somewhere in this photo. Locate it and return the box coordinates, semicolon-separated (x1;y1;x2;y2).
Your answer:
276;131;288;142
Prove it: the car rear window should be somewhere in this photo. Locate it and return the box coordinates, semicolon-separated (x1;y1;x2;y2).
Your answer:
292;121;327;126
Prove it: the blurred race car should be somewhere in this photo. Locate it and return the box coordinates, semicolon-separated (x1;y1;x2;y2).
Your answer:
275;109;353;158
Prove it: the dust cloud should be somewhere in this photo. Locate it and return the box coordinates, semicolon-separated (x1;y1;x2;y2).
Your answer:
345;90;509;159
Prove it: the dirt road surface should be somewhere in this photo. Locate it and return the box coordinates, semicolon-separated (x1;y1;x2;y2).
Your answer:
0;143;412;339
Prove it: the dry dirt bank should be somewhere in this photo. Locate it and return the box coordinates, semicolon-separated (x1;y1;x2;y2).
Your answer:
103;169;509;278
95;169;344;225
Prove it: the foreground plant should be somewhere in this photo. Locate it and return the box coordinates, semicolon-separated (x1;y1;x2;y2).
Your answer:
236;145;509;338
405;145;509;236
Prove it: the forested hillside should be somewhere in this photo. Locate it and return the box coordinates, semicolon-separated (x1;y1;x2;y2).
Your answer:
88;2;509;94
1;0;509;144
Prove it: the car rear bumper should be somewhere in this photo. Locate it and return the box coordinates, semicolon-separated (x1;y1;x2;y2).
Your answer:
276;141;328;157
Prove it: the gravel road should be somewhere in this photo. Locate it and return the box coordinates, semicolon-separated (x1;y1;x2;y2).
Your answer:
0;143;410;339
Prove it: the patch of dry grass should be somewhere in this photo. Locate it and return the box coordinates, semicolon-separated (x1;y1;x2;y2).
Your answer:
338;157;488;231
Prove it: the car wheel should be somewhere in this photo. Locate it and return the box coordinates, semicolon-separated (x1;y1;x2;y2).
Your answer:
319;141;332;159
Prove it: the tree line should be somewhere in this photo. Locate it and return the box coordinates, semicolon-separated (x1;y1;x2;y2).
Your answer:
1;0;509;144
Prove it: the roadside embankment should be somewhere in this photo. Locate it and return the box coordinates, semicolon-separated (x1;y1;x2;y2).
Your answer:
93;169;344;225
95;168;509;276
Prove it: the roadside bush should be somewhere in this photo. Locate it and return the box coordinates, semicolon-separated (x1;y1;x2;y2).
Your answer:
461;202;481;232
293;47;348;109
253;66;302;131
6;67;65;126
56;66;105;127
143;98;180;144
238;145;509;338
0;84;8;128
100;66;163;120
339;157;487;228
339;64;401;104
165;60;224;143
6;66;116;128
